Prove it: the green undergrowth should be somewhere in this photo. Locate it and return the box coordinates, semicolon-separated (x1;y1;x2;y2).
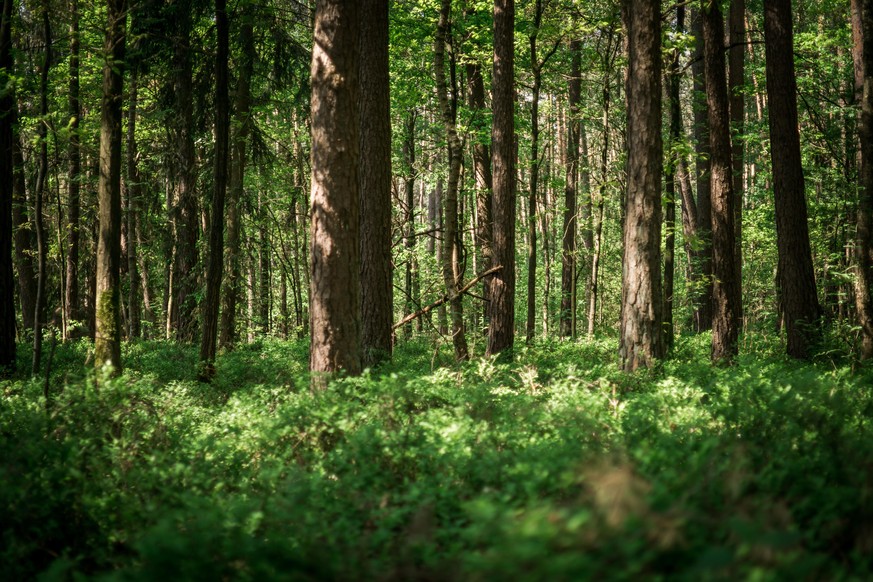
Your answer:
2;334;873;580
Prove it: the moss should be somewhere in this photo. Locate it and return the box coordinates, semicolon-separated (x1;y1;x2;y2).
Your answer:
94;287;121;373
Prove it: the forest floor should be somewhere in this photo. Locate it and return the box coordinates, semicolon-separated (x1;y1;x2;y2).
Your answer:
2;332;873;580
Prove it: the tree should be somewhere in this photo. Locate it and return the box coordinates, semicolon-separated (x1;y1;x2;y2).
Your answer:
66;0;82;337
487;0;516;356
359;0;393;367
0;0;15;376
94;0;127;371
309;0;361;385
560;37;581;339
856;0;873;359
729;0;745;328
434;0;468;361
702;0;740;362
198;0;230;380
764;0;821;358
619;0;664;372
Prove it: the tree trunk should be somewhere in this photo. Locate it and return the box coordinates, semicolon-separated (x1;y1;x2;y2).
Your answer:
729;0;745;329
487;0;516;356
31;3;51;376
169;10;199;342
619;0;664;371
309;0;361;385
0;0;15;375
664;5;685;351
94;0;126;372
703;0;740;363
525;3;545;344
198;0;229;380
258;194;271;335
359;0;393;366
856;0;873;359
402;110;417;338
66;0;81;336
560;38;581;339
434;0;468;361
12;132;35;333
764;0;821;358
125;64;141;340
691;8;714;332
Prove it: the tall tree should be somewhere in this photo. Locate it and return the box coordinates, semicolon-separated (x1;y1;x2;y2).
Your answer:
487;0;516;356
434;0;468;361
220;8;256;350
359;0;393;366
702;0;740;362
94;0;127;371
729;0;745;328
309;0;361;384
66;0;81;336
764;0;821;358
560;38;581;339
31;0;51;375
198;0;229;380
619;0;664;371
856;0;873;359
0;0;15;375
125;62;141;339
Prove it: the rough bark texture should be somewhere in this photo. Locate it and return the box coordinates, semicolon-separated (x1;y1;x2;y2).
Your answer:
764;0;821;359
691;8;714;332
487;0;516;357
309;0;361;384
619;0;664;372
94;0;126;372
0;0;15;375
66;0;81;335
359;0;393;367
729;0;745;327
220;12;255;351
703;0;740;363
125;65;141;339
169;9;199;342
561;38;581;338
198;0;229;379
857;0;873;359
434;0;468;361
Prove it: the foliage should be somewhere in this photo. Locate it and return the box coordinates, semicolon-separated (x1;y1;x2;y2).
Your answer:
2;335;872;579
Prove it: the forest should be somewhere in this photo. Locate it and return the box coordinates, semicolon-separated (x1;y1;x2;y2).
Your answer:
2;0;873;578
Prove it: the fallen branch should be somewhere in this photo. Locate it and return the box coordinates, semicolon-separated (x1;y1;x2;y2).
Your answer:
392;265;502;331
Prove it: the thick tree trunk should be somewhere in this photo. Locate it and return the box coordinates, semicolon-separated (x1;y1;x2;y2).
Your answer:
691;8;714;332
561;39;581;339
434;0;468;361
309;0;361;384
66;0;81;336
857;0;873;359
198;0;229;380
94;0;126;372
703;0;740;363
359;0;393;366
764;0;821;358
219;13;254;351
0;0;15;375
487;0;516;356
169;11;199;342
619;0;664;371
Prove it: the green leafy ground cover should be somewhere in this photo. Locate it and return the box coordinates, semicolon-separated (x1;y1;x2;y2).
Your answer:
2;335;873;580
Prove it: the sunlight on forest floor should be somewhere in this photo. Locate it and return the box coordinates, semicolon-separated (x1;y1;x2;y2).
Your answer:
2;334;872;580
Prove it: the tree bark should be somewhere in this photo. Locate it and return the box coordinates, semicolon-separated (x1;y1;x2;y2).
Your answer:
487;0;516;356
198;0;229;380
309;0;361;385
561;39;581;339
359;0;393;366
94;0;126;372
66;0;81;336
729;0;745;329
434;0;468;361
703;0;740;363
764;0;821;358
0;0;15;375
402;110;417;338
856;0;873;359
12;132;35;333
125;64;141;340
619;0;664;371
